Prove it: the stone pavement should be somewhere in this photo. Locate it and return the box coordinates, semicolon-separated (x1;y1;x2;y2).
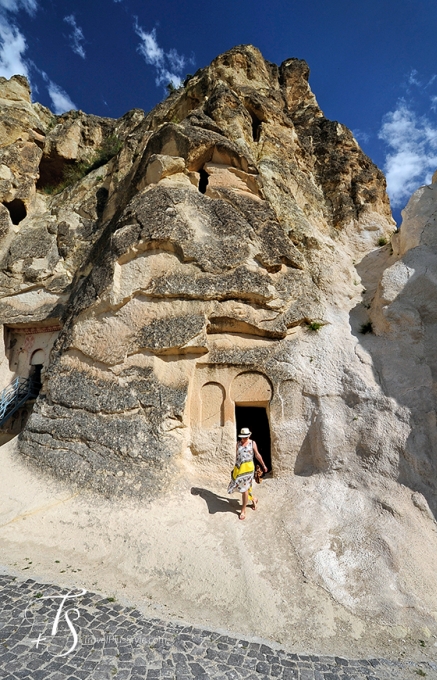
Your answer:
0;575;435;680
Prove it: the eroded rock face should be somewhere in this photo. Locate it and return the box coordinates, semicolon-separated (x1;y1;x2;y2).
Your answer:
2;45;437;635
0;46;391;494
0;46;396;490
365;182;437;504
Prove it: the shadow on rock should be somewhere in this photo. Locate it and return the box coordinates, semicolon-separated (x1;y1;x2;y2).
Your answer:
191;487;241;515
349;243;437;518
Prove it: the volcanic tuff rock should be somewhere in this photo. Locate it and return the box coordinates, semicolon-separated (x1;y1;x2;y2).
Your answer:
1;45;437;639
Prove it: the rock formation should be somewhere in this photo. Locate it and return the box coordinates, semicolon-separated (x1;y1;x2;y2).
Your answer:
1;46;437;639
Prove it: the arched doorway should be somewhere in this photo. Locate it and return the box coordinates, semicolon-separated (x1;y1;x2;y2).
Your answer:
30;348;44;389
235;405;272;471
231;372;273;472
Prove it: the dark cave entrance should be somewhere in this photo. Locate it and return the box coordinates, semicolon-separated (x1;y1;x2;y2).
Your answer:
36;151;72;191
248;110;262;142
30;363;43;391
235;405;272;472
198;168;209;194
3;199;26;225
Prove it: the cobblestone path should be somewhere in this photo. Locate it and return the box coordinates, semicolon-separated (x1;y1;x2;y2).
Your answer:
0;575;435;680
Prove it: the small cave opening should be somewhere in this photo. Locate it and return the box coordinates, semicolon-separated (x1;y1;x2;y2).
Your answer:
198;168;210;194
248;110;262;142
96;187;109;219
3;198;27;225
30;363;43;393
36;151;71;191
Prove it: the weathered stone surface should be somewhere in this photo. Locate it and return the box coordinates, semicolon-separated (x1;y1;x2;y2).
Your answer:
364;181;437;505
0;75;49;149
136;314;207;352
0;46;396;497
3;45;437;640
20;356;186;494
142;152;186;187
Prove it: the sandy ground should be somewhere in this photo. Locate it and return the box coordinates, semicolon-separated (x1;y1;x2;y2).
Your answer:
1;436;436;664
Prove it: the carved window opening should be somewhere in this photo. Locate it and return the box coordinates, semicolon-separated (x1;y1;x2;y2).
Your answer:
248;110;262;142
235;405;271;472
198;168;209;194
3;198;26;225
96;187;109;218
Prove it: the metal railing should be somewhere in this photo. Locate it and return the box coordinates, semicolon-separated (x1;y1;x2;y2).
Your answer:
0;376;41;428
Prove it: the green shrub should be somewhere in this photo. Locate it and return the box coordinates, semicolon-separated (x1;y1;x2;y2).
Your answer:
40;185;59;195
306;321;323;331
86;135;122;172
62;161;90;185
360;321;373;334
39;135;122;195
166;82;176;94
378;236;388;246
45;115;58;132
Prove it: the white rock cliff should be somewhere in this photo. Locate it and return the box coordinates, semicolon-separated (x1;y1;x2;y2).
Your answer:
0;46;436;647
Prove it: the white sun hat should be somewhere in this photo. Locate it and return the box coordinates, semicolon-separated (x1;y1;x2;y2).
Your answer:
238;427;252;438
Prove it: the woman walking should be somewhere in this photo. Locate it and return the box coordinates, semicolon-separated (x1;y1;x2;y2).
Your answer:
228;427;268;520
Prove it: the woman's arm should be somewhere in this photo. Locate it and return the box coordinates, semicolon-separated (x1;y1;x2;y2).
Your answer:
252;441;268;472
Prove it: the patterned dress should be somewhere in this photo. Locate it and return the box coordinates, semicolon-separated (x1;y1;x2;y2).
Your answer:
227;439;255;498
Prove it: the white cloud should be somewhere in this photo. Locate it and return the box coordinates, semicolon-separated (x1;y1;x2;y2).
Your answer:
0;0;37;14
41;71;76;113
167;48;185;74
134;23;187;89
426;74;437;89
136;26;163;67
0;20;28;78
405;69;437;92
378;101;437;207
47;81;76;114
353;129;370;145
0;0;36;80
408;69;421;87
64;14;85;59
0;0;75;114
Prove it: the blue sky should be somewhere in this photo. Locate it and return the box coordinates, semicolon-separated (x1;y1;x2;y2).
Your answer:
1;0;437;222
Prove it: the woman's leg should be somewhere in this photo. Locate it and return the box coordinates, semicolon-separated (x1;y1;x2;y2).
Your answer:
248;485;258;510
240;491;248;519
